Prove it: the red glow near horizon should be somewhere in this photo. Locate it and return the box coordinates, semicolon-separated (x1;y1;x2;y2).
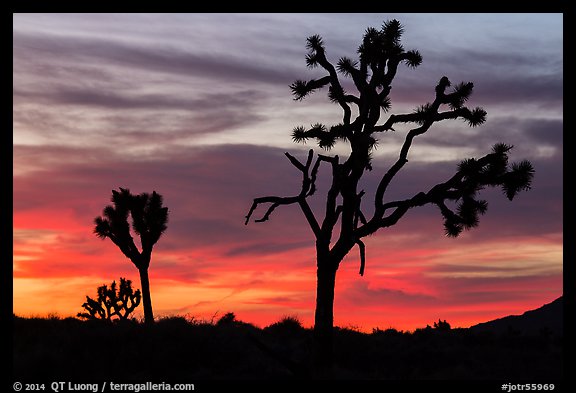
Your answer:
12;141;563;332
13;202;562;332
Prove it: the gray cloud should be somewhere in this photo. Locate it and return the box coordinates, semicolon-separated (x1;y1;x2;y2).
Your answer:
13;87;268;148
398;116;563;159
14;141;561;267
14;86;265;111
385;45;562;111
342;280;438;307
437;274;562;305
13;144;313;257
523;118;563;147
13;31;297;86
224;240;312;257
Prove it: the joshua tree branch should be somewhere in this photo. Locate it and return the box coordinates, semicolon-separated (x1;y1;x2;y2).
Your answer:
314;46;353;125
245;196;300;224
356;146;530;238
373;76;475;216
246;150;329;239
356;239;366;276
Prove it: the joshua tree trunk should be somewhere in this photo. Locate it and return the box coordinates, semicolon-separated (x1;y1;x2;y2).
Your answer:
137;250;154;324
138;267;154;324
313;258;338;369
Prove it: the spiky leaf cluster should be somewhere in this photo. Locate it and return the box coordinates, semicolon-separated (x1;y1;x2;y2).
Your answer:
463;107;487;127
131;191;169;247
94;188;132;240
356;20;422;81
359;21;404;66
413;103;433;125
291;125;308;143
403;49;423;68
440;144;534;237
380;96;392;112
447;82;474;109
94;188;169;260
336;57;358;77
289;80;313;101
292;123;352;150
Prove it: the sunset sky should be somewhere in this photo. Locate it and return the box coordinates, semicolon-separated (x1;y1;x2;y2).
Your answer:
13;13;563;331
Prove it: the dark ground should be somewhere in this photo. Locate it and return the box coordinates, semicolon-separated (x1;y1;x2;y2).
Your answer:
13;313;562;382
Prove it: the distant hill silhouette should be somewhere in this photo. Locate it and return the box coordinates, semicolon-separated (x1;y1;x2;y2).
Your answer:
470;296;563;336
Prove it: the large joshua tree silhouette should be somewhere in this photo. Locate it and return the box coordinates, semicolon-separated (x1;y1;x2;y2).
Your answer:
94;188;169;324
245;20;534;366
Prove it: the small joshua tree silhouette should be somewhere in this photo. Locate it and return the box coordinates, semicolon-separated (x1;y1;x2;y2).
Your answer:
78;277;141;321
94;188;169;324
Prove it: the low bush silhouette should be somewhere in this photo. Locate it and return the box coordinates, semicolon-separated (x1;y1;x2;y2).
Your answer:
265;315;304;334
216;312;238;326
434;319;451;331
77;277;141;321
13;314;562;380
